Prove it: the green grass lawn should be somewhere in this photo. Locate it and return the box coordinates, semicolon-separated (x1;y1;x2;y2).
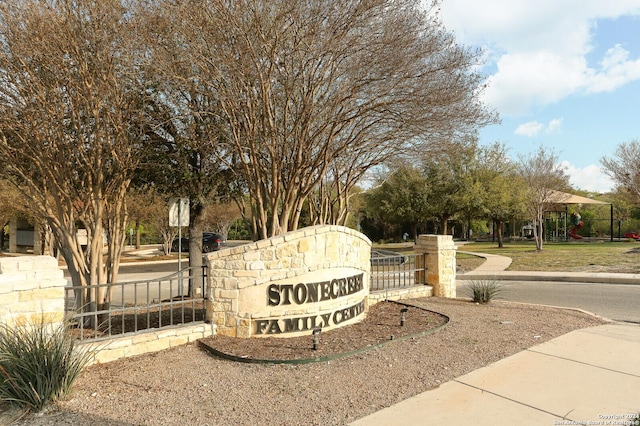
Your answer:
375;240;640;273
457;241;640;273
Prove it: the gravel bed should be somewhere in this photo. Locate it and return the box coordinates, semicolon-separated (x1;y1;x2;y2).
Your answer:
9;297;607;425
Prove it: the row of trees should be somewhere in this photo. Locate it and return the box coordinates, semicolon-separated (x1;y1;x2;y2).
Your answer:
362;139;640;251
0;0;495;308
362;144;573;250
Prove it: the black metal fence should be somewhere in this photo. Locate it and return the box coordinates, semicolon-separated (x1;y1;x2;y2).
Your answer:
65;266;207;341
370;251;427;291
64;251;425;342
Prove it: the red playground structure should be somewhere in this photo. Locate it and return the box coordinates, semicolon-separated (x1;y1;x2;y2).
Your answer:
568;212;584;239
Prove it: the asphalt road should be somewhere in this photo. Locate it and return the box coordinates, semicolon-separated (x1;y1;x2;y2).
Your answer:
457;280;640;324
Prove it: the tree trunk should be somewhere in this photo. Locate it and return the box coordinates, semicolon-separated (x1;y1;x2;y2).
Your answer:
439;216;450;235
535;215;544;251
135;219;141;249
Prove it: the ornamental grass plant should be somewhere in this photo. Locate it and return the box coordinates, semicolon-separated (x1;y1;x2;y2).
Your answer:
465;279;504;304
0;319;92;411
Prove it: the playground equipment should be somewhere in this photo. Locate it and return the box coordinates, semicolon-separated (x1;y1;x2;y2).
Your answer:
568;212;584;239
542;191;613;242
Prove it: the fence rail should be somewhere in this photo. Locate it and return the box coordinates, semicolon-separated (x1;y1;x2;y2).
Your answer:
65;251;425;342
370;252;427;291
65;266;207;342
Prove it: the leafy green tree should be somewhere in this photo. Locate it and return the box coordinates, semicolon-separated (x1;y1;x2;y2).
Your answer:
421;142;481;235
132;90;231;284
364;166;431;240
474;143;526;247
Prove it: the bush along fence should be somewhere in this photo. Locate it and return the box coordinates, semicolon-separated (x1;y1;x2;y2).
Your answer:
0;229;457;365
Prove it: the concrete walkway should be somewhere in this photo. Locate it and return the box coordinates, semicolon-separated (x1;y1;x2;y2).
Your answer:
458;250;640;284
458;250;513;273
350;249;640;426
351;323;640;425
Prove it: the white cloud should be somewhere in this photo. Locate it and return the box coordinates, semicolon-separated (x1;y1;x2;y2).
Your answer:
546;118;563;133
560;161;614;193
514;118;563;137
586;44;640;93
439;1;640;116
515;121;543;136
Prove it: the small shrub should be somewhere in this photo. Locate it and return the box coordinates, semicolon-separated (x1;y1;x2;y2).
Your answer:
465;279;504;304
0;320;93;411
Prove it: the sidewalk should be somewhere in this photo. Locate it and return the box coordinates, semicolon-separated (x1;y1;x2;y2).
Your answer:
351;323;640;426
350;250;640;426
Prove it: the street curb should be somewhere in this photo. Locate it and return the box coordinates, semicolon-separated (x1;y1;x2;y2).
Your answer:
457;272;640;285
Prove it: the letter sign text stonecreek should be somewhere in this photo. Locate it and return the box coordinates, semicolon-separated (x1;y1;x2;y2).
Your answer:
255;273;366;335
266;273;363;306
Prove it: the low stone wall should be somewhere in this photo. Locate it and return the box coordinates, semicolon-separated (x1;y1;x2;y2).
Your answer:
0;256;66;328
368;285;433;306
0;255;210;366
206;225;372;338
83;323;212;365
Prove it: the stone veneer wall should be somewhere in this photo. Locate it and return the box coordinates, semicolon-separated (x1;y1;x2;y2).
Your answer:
205;225;372;338
83;323;211;365
367;234;457;305
368;284;433;305
0;256;66;328
0;255;211;366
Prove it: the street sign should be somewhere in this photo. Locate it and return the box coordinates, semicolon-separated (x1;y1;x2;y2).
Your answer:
169;198;189;227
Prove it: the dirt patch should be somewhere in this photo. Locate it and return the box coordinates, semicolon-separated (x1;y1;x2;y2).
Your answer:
200;301;448;362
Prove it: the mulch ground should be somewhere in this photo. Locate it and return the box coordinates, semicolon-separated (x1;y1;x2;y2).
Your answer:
199;300;449;362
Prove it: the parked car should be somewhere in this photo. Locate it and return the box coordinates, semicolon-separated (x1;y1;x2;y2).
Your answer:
172;232;226;253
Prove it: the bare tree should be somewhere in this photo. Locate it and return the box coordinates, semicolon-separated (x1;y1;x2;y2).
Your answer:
145;0;496;239
126;186;180;255
201;202;243;239
601;140;640;202
517;147;570;250
134;5;235;286
0;0;144;311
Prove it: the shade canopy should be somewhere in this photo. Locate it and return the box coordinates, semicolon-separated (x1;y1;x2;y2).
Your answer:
543;190;613;241
549;191;611;204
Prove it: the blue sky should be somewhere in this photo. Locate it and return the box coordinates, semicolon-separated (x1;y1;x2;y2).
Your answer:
439;0;640;193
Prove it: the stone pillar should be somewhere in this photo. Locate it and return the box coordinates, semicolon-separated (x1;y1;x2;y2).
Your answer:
0;256;67;328
415;234;456;298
